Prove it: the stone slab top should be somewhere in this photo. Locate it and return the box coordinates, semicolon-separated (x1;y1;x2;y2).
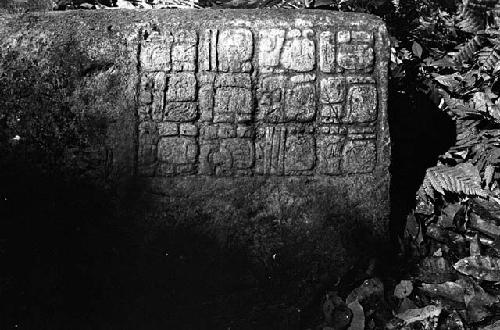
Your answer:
0;9;386;26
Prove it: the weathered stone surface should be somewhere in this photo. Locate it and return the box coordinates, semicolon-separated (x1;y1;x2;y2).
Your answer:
0;9;390;313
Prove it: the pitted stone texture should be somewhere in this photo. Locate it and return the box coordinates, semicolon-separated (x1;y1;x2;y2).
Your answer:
0;10;390;318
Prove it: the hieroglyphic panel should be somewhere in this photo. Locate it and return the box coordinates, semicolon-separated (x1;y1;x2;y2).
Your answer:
137;22;384;177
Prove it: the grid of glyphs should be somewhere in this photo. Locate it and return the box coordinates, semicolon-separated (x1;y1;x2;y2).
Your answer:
137;26;379;177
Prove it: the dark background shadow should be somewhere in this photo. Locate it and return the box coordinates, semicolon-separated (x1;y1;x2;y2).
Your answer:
0;87;459;330
388;86;456;247
0;96;458;330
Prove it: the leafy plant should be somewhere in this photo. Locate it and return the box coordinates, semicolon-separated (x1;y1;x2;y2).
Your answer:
422;163;489;198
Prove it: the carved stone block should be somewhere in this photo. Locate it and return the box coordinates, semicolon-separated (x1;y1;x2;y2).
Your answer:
217;29;253;72
346;84;377;123
257;74;316;123
337;44;374;71
199;138;254;175
319;104;344;124
258;29;286;73
165;73;197;102
285;75;316;122
255;126;286;175
157;137;198;175
158;122;178;136
217;124;236;138
336;29;375;72
138;121;159;176
199;29;218;71
164;102;198;122
342;139;376;173
255;126;316;175
258;29;315;73
171;30;197;72
320;77;346;104
280;29;315;72
284;132;315;175
213;74;253;123
162;73;198;122
179;123;198;136
317;134;343;175
198;73;216;121
198;73;253;123
319;77;346;124
319;31;336;73
140;30;173;72
139;72;167;122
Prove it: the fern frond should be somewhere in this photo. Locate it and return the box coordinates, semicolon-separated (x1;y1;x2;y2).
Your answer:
423;163;489;198
459;0;497;32
452;35;486;65
458;8;487;32
477;46;500;70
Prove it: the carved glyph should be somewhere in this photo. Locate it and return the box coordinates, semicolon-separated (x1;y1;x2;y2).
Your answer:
217;29;253;72
140;30;173;72
257;74;316;123
337;29;375;72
